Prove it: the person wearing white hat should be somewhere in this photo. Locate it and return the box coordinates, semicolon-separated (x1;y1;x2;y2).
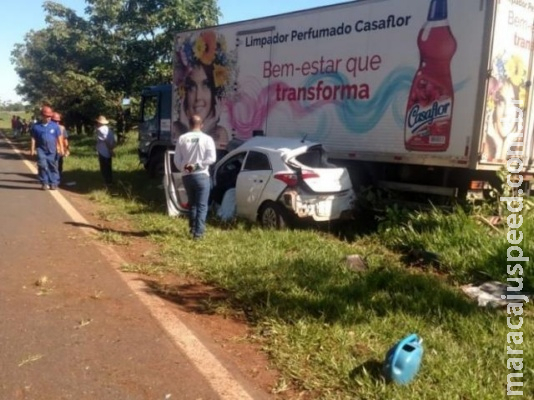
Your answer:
95;115;116;186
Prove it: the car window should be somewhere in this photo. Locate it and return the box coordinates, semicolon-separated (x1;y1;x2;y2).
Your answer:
293;145;333;168
141;95;158;122
216;152;245;181
243;151;271;171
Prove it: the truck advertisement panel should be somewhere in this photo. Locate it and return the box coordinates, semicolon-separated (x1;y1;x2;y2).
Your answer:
480;0;534;168
172;0;487;166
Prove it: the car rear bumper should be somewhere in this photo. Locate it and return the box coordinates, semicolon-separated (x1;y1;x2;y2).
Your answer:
281;189;355;222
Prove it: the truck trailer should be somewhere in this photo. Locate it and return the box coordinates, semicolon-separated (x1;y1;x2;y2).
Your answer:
138;0;534;199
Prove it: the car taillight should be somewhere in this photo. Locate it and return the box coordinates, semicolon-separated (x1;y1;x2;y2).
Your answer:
274;170;319;187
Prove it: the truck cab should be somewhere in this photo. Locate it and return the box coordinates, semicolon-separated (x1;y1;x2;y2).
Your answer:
138;84;173;177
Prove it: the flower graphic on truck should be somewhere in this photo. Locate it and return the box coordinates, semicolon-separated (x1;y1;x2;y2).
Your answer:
504;54;526;88
175;31;236;101
173;30;237;150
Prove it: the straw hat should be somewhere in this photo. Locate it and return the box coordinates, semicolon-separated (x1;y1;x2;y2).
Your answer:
95;115;109;125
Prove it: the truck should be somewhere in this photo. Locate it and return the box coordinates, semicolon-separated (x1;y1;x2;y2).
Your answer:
138;0;534;199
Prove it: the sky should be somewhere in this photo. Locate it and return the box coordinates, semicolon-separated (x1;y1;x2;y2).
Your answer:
0;0;348;103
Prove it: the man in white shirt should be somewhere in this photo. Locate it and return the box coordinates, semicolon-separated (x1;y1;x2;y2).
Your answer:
174;114;216;239
95;115;116;186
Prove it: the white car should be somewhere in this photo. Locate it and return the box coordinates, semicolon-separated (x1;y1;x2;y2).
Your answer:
163;136;355;228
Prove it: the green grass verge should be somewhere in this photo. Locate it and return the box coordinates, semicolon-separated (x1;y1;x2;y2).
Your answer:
34;132;533;399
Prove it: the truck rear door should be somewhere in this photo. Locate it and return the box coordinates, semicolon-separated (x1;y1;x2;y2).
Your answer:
479;0;534;171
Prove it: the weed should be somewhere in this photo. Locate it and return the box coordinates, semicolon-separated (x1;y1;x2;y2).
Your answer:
120;262;165;276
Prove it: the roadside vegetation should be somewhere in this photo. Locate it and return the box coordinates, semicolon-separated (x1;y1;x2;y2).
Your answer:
0;111;31;128
7;131;533;399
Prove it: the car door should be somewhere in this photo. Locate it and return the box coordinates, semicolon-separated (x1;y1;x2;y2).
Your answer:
235;150;272;221
212;152;246;206
163;149;189;216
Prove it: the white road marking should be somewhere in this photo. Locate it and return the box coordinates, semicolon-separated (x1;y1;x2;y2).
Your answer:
5;136;256;400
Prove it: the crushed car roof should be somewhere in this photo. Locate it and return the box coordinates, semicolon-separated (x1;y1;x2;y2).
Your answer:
234;136;321;153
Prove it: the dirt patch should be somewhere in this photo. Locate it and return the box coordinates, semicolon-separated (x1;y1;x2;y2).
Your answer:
61;190;287;398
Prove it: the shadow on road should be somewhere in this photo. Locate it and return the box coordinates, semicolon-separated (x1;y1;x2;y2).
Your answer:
139;278;235;316
64;221;168;238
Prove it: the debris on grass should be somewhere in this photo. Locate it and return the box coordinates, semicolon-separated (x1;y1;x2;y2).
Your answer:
345;254;368;272
461;281;531;307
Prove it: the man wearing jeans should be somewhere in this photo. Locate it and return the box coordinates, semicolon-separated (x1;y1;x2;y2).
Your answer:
30;106;64;190
173;114;216;239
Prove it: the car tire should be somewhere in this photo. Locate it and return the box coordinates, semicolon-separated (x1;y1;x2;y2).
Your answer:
259;202;288;229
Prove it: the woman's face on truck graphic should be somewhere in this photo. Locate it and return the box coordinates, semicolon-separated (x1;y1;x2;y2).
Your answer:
494;81;518;138
184;65;215;122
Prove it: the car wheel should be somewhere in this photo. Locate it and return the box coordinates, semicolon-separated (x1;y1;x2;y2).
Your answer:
259;202;287;229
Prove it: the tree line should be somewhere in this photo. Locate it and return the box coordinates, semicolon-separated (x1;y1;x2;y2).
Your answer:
0;101;27;112
11;0;220;134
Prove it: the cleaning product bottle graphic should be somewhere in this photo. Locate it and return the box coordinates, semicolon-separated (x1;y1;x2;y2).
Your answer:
405;0;457;152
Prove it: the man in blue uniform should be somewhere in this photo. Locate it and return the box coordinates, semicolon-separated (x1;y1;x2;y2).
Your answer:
30;106;64;190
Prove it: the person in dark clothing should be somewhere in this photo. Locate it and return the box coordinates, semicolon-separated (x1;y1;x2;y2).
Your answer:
52;112;70;179
95;115;116;186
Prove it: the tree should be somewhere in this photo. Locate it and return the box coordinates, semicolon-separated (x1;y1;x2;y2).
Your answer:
11;0;220;133
0;101;26;112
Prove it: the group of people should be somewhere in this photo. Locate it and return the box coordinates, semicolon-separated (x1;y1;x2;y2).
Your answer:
29;104;211;238
30;105;115;190
11;115;30;138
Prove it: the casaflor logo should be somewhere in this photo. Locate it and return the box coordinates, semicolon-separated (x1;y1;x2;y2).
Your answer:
407;99;452;133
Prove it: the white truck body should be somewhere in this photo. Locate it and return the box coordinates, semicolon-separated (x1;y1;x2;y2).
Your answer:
168;0;534;196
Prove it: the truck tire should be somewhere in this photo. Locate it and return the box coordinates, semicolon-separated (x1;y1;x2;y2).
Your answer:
148;151;165;178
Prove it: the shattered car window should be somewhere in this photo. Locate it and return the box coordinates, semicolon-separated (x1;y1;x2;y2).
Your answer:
244;151;271;171
293;146;334;168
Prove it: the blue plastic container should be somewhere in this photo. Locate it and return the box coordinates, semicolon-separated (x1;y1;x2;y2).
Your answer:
383;333;423;385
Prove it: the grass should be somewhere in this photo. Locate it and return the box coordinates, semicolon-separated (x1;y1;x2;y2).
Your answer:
9;131;533;399
377;205;534;290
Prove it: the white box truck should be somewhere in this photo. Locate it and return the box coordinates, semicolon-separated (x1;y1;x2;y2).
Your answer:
139;0;534;198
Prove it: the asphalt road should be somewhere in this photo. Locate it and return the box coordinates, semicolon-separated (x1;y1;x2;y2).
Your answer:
0;135;265;400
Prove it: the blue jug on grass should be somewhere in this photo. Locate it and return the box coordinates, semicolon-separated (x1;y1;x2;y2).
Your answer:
383;333;423;385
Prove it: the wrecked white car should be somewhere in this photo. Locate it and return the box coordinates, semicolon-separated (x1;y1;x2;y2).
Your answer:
164;136;355;229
